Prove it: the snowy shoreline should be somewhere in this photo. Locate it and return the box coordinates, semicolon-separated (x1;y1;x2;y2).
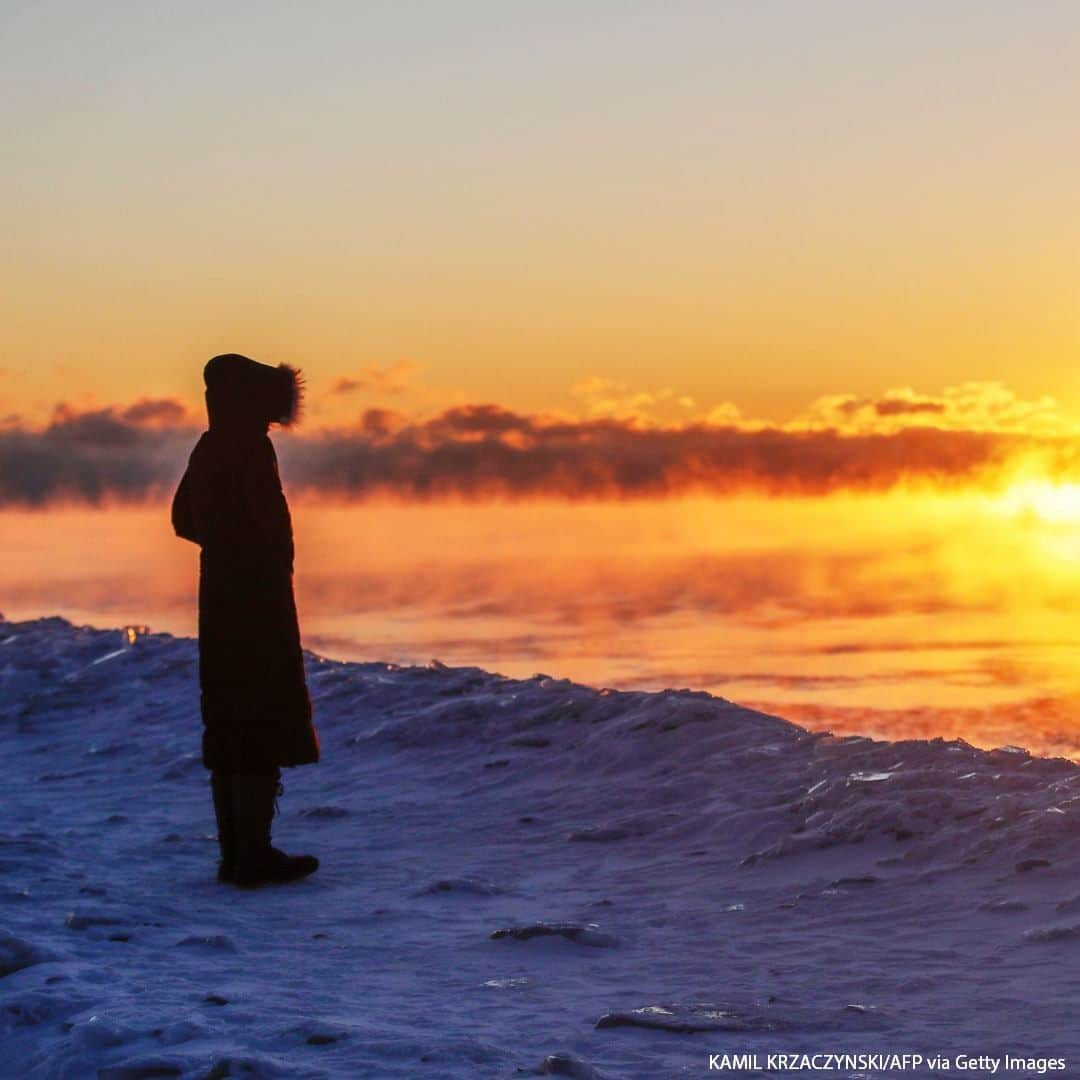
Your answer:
1;616;1078;1078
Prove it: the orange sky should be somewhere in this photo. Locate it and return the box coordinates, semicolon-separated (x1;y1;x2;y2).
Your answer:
3;4;1080;429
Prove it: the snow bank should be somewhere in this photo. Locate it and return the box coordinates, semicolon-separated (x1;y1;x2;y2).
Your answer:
1;616;1077;1078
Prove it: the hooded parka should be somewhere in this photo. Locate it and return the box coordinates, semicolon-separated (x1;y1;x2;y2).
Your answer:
171;354;319;772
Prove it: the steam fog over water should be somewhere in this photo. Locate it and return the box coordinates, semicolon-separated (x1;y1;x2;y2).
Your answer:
4;492;1080;758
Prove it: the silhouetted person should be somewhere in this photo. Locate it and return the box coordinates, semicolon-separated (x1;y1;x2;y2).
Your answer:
171;354;320;887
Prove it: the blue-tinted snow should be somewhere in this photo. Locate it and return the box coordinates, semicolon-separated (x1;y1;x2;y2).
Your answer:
0;617;1078;1078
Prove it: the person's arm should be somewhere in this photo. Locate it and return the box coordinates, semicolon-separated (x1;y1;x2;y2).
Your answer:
237;436;295;572
171;453;203;546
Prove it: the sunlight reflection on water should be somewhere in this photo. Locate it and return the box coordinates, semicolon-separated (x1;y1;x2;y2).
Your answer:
3;493;1080;758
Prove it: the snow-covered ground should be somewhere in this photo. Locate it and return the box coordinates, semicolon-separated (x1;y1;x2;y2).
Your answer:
1;616;1077;1079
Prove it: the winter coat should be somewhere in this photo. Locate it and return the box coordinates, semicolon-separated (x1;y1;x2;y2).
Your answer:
171;355;319;772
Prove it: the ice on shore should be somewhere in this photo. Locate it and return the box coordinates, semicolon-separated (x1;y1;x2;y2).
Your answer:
1;616;1078;1078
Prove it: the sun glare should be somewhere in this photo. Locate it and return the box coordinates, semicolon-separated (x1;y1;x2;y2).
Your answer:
992;480;1080;524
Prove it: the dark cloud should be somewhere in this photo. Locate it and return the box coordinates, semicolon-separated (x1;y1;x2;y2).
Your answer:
282;405;1052;500
830;395;947;419
120;398;193;428
1;398;1077;507
873;398;946;417
0;401;196;506
803;382;1064;434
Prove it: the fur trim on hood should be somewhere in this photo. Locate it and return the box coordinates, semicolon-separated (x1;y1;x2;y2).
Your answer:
203;354;305;430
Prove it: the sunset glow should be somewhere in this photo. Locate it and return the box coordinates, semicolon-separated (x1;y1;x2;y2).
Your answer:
5;3;1080;761
4;5;1080;425
6;8;1080;1073
993;479;1080;524
4;482;1080;758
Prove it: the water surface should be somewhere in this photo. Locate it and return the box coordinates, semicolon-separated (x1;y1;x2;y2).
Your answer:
4;490;1080;757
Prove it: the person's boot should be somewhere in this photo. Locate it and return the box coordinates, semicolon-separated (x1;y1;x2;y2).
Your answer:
230;772;318;888
210;772;236;883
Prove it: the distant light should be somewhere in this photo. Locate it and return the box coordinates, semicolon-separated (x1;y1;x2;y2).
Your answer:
993;480;1080;523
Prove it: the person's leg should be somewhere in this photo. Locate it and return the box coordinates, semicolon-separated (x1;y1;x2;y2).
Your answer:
230;768;318;888
209;771;236;883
